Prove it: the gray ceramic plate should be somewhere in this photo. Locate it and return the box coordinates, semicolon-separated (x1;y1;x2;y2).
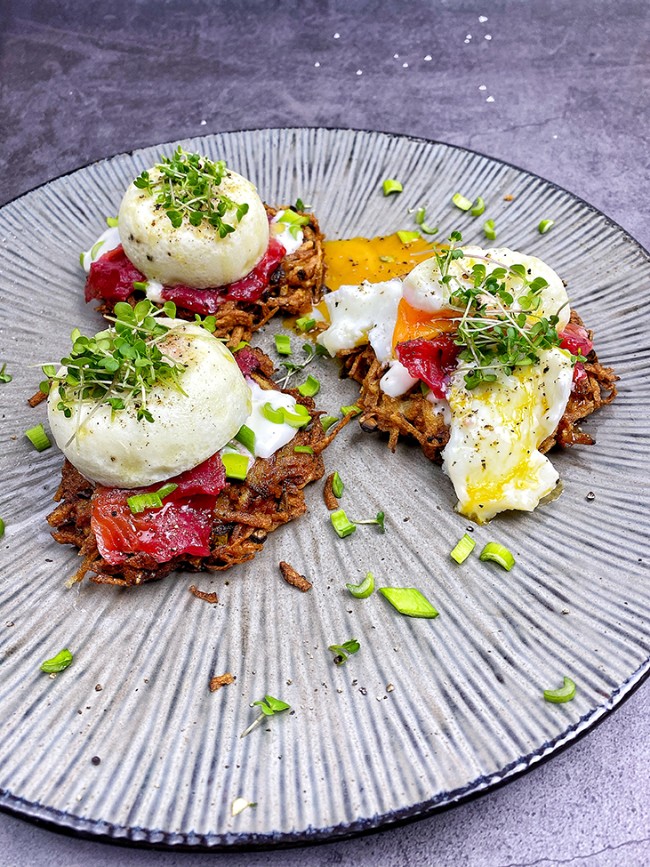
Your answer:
0;129;648;849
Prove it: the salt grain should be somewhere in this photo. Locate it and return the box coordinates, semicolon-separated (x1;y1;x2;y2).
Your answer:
402;63;409;68
394;53;400;59
478;84;487;91
334;32;340;39
314;62;320;67
485;34;492;40
424;54;432;61
479;15;488;23
486;96;495;102
356;69;363;75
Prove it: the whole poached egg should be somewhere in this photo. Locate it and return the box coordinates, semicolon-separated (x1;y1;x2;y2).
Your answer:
48;320;251;488
317;245;575;522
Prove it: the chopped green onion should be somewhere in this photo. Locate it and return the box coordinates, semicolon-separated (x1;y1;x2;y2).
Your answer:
483;219;497;240
274;334;292;356
382;178;403;196
106;216;119;227
420;222;439;235
232;341;249;352
297;375;320;397
294;445;314;454
397;230;420;245
40;648;73;673
543;676;576;703
331;471;344;498
538;219;555;235
0;363;12;383
379;255;395;263
25;423;51;452
340;404;361;416
328;638;360;665
0;518;5;538
346;571;375;599
479;541;515;571
234;424;256;453
330;509;357;538
320;415;339;432
222;452;249;480
132;280;148;292
278;210;310;228
296;315;316;332
450;533;476;564
262;402;285;424
282;404;311;428
470;196;486;216
90;239;105;260
452;193;473;211
379;587;439;618
127;482;178;514
415;207;426;225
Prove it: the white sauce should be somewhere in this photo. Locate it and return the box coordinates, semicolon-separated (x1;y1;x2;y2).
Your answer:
233;379;303;460
271;211;303;255
80;225;121;273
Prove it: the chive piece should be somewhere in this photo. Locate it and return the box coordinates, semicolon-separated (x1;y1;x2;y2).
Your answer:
232;341;249;352
328;638;360;665
420;222;439;235
397;230;420;245
274;334;292;356
479;541;515;571
379;587;439;618
262;402;285;424
294;445;314;454
0;518;5;538
222;452;249;480
379;255;395;263
234;424;256;453
452;193;473;211
297;375;320;397
470;196;486;216
340;404;361;416
538;219;555;235
127;482;178;514
89;239;105;260
331;471;344;498
543;676;576;703
382;179;403;196
106;216;119;227
277;210;310;228
0;363;12;383
415;207;426;225
282;405;311;428
132;280;148;292
320;415;339;432
25;423;51;452
450;533;476;564
40;648;73;673
483;218;497;240
330;509;357;538
296;315;316;332
346;571;375;599
155;483;178;500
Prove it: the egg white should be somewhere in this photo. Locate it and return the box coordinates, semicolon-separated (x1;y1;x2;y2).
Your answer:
48;321;251;488
118;168;270;289
442;347;574;522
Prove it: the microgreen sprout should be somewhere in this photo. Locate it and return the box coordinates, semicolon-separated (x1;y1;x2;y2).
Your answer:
433;231;565;389
133;147;249;235
0;363;12;384
43;299;186;433
353;511;386;532
276;342;327;387
328;639;360;665
240;694;291;738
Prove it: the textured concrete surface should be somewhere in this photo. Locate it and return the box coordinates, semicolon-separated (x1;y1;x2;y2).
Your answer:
1;1;649;864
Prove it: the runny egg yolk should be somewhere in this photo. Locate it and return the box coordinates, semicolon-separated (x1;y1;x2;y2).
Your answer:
323;235;435;291
391;298;458;351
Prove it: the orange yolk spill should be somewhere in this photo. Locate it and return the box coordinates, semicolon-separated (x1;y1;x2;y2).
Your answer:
323;234;436;291
391;299;458;351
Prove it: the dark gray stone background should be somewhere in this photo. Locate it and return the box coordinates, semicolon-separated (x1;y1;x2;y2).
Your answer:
1;1;649;865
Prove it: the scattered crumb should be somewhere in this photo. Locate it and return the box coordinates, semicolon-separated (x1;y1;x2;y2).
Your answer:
232;797;256;816
424;54;432;61
91;756;101;766
323;473;339;510
503;194;514;201
386;683;395;692
28;390;47;407
279;561;312;592
189;585;218;604
486;96;495;103
484;34;492;41
94;683;103;692
209;673;235;693
356;69;363;76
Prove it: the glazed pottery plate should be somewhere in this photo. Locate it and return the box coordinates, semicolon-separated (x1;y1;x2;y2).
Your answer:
0;128;648;848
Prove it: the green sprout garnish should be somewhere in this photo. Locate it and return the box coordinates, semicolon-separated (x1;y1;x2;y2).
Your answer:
44;299;186;429
277;342;328;387
328;639;360;665
240;694;291;738
434;232;565;390
0;363;12;384
133;147;249;236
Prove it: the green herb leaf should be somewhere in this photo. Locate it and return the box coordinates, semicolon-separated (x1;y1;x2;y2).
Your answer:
354;511;385;532
40;648;74;673
328;638;361;665
379;587;439;618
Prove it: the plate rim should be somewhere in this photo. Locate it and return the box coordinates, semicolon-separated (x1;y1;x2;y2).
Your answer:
1;125;648;850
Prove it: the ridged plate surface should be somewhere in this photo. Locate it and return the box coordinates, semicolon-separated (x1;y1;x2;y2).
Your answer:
0;128;648;848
